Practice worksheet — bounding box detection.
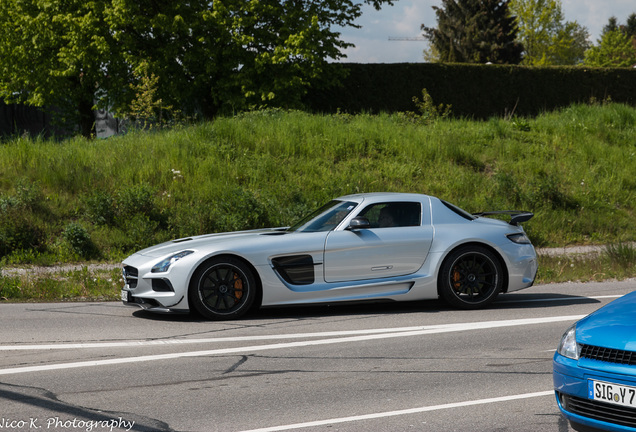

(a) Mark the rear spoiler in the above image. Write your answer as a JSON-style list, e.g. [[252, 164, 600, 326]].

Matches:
[[472, 211, 534, 226]]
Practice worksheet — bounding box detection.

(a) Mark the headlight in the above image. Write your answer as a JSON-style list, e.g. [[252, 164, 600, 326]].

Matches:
[[507, 233, 531, 244], [151, 251, 194, 273], [557, 324, 580, 360]]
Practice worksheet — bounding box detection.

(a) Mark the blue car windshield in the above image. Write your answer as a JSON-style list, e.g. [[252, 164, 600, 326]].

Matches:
[[288, 200, 358, 232]]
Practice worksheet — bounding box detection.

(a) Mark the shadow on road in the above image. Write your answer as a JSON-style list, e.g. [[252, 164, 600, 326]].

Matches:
[[494, 293, 602, 310], [128, 292, 600, 322]]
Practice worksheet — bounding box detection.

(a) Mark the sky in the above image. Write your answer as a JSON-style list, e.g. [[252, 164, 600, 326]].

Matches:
[[336, 0, 636, 63]]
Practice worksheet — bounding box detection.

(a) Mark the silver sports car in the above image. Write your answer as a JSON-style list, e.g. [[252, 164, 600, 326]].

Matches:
[[121, 193, 537, 320]]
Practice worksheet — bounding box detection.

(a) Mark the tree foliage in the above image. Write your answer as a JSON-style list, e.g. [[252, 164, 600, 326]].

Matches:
[[0, 0, 394, 137], [0, 0, 121, 136], [127, 61, 176, 130], [422, 0, 523, 64], [627, 13, 636, 38], [509, 0, 590, 65], [585, 15, 636, 67]]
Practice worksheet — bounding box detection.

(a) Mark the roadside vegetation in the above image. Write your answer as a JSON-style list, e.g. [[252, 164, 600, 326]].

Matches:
[[0, 102, 635, 301]]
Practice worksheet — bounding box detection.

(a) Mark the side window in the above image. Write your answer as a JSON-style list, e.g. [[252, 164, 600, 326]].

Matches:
[[359, 202, 421, 228]]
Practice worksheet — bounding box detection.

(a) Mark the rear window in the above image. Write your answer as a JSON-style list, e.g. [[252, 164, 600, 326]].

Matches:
[[441, 200, 475, 221]]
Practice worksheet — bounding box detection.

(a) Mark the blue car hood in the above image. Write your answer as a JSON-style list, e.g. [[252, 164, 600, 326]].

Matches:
[[577, 290, 636, 351]]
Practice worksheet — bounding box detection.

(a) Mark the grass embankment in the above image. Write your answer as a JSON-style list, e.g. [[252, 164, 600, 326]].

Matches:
[[0, 103, 635, 302]]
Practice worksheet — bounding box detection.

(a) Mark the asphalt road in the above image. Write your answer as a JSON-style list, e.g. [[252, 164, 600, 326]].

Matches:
[[1, 279, 635, 432]]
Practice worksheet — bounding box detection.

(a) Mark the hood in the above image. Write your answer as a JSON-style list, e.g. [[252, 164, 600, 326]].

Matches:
[[577, 290, 636, 351], [133, 227, 288, 258]]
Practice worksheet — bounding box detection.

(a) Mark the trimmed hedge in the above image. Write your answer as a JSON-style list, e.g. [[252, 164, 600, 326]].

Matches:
[[305, 63, 636, 118]]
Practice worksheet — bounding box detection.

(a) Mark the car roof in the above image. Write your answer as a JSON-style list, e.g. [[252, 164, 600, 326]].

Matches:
[[336, 192, 432, 203]]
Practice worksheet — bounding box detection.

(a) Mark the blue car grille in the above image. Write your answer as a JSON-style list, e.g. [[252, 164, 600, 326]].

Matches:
[[560, 393, 636, 428], [581, 344, 636, 366]]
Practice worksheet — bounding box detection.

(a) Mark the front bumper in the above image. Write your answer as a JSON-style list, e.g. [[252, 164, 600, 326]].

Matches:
[[121, 287, 188, 313], [121, 252, 192, 313], [553, 353, 636, 432]]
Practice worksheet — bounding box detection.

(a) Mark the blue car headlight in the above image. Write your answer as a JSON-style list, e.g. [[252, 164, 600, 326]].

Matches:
[[151, 251, 194, 273], [557, 324, 581, 360]]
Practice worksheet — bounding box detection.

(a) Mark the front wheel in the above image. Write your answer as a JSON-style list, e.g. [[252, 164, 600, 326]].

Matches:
[[189, 257, 256, 320], [438, 246, 504, 309]]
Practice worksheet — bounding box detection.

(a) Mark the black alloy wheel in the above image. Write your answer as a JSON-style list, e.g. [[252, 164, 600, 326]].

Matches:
[[439, 245, 503, 309], [189, 257, 256, 320]]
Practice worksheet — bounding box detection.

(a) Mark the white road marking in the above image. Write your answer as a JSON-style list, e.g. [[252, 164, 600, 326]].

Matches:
[[237, 390, 555, 432], [0, 325, 502, 351], [1, 293, 611, 352], [0, 294, 616, 352], [0, 315, 584, 376], [0, 314, 586, 351]]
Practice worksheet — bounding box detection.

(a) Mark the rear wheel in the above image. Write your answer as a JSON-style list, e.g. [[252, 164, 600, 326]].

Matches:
[[438, 245, 503, 309], [189, 257, 256, 320]]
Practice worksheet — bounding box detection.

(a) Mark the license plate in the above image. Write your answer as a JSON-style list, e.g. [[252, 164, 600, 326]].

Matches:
[[121, 289, 130, 302], [589, 379, 636, 408]]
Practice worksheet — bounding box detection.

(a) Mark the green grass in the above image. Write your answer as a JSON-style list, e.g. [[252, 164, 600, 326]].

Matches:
[[537, 243, 636, 284], [0, 266, 122, 302], [0, 103, 634, 301]]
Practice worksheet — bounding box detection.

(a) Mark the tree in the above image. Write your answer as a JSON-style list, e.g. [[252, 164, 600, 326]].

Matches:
[[0, 0, 395, 137], [584, 14, 636, 67], [626, 13, 636, 38], [0, 0, 125, 136], [550, 21, 590, 65], [509, 0, 590, 65], [603, 16, 620, 35], [584, 15, 636, 67], [584, 30, 636, 67], [422, 0, 523, 64]]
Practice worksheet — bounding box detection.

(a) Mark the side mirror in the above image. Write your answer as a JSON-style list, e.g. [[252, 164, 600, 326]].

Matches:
[[347, 217, 370, 230]]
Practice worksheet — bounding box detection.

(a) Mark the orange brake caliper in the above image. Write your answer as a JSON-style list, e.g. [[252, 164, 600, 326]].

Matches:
[[233, 273, 244, 300], [452, 267, 461, 291]]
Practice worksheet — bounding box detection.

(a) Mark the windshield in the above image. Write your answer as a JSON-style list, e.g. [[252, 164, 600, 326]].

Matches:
[[288, 200, 358, 232]]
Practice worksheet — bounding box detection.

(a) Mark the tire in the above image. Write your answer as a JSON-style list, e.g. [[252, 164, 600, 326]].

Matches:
[[189, 257, 256, 320], [438, 245, 503, 309]]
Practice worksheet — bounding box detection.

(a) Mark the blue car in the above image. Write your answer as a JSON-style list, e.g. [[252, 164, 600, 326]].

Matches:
[[553, 290, 636, 432]]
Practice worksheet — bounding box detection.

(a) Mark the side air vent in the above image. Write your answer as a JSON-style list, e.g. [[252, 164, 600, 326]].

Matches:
[[272, 255, 315, 285]]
